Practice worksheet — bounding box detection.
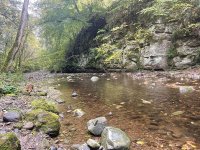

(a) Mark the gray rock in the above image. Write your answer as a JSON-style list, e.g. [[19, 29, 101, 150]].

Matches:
[[3, 111, 21, 122], [56, 99, 65, 104], [86, 139, 100, 149], [23, 122, 34, 130], [72, 91, 78, 97], [71, 143, 90, 150], [101, 127, 131, 150], [173, 56, 195, 69], [87, 117, 107, 136], [50, 146, 57, 150]]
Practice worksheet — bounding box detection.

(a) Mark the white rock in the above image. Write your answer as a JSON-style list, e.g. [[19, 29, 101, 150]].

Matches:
[[91, 76, 99, 82], [73, 109, 85, 118]]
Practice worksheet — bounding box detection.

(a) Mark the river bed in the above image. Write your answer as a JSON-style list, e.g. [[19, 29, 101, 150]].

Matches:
[[53, 73, 200, 149]]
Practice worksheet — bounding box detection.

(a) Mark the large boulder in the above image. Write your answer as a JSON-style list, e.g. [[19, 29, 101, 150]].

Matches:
[[87, 117, 107, 136], [101, 127, 131, 150], [31, 99, 58, 114], [26, 109, 60, 137], [0, 132, 21, 150], [3, 111, 22, 122]]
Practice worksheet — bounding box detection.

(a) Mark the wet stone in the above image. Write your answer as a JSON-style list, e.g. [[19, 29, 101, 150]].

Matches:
[[73, 109, 85, 118], [87, 117, 107, 136], [101, 127, 131, 150], [50, 146, 57, 150]]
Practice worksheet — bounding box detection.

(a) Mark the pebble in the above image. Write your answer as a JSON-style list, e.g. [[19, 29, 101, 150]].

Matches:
[[50, 146, 57, 150], [23, 122, 34, 130]]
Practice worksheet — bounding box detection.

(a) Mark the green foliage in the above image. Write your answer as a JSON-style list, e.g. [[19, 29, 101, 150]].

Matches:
[[0, 0, 21, 70], [0, 73, 22, 95], [0, 132, 21, 150], [140, 0, 200, 26], [134, 27, 153, 44], [167, 46, 178, 60], [88, 43, 124, 68], [2, 86, 17, 94]]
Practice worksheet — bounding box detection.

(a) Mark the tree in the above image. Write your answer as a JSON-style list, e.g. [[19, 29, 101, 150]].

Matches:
[[1, 0, 29, 71]]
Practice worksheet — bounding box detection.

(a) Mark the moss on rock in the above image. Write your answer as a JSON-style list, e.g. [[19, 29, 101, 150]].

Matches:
[[25, 109, 44, 121], [25, 109, 60, 137], [37, 111, 60, 137], [31, 99, 58, 114], [0, 132, 21, 150]]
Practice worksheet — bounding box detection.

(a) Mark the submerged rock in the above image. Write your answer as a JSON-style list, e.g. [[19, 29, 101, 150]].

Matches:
[[101, 127, 131, 150], [179, 86, 195, 94], [3, 111, 21, 122], [31, 99, 59, 114], [0, 132, 21, 150], [91, 76, 99, 82], [73, 109, 85, 118], [55, 99, 65, 104], [87, 117, 107, 136], [172, 111, 185, 116]]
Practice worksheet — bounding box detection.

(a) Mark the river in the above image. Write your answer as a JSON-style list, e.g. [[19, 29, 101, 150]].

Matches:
[[53, 73, 200, 149]]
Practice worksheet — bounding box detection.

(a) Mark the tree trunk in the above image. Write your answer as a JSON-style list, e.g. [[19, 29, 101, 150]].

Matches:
[[72, 0, 80, 14], [1, 0, 29, 72]]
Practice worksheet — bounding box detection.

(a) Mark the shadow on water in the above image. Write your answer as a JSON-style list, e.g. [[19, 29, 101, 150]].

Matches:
[[54, 73, 200, 149]]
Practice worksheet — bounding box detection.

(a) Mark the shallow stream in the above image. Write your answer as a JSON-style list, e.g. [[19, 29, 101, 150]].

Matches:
[[54, 73, 200, 149]]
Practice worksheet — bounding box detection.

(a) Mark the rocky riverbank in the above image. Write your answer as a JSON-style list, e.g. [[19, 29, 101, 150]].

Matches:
[[0, 71, 64, 150], [1, 69, 200, 150]]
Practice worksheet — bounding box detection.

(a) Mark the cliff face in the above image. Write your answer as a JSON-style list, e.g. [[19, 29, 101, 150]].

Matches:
[[64, 0, 200, 72]]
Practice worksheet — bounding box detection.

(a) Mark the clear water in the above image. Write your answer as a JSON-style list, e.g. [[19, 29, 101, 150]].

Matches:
[[55, 73, 200, 149]]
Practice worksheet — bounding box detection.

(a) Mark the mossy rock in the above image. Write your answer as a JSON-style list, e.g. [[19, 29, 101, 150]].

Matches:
[[37, 92, 47, 96], [31, 99, 58, 114], [0, 132, 21, 150], [25, 109, 60, 137], [13, 122, 23, 129], [25, 109, 44, 121]]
